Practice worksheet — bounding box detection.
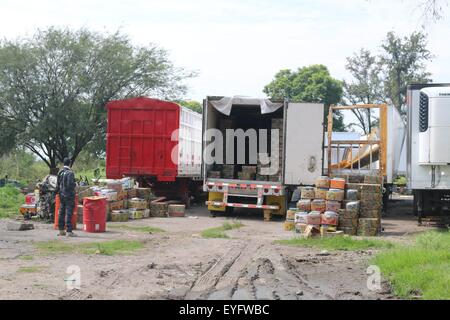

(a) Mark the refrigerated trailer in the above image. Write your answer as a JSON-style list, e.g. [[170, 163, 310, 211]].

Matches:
[[106, 97, 202, 205], [407, 83, 450, 224], [202, 96, 324, 217]]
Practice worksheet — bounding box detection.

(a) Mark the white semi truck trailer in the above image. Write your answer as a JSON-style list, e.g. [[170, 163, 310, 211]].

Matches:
[[407, 83, 450, 224], [202, 96, 324, 217]]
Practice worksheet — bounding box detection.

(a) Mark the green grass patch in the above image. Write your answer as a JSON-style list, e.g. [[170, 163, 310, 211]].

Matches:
[[201, 221, 244, 239], [276, 236, 395, 251], [17, 266, 43, 273], [108, 224, 165, 233], [0, 186, 25, 219], [19, 255, 34, 261], [35, 240, 144, 256], [373, 231, 450, 300]]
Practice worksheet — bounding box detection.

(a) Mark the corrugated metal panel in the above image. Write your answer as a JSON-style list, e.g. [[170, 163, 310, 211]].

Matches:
[[106, 97, 197, 182], [177, 106, 202, 177]]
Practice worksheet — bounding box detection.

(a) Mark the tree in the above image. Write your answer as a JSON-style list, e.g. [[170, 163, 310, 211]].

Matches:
[[381, 31, 432, 113], [420, 0, 449, 21], [0, 28, 193, 173], [343, 49, 385, 134], [178, 100, 203, 114], [263, 65, 346, 131]]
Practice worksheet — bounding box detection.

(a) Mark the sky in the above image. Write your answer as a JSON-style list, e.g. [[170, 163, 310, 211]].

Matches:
[[1, 0, 449, 101]]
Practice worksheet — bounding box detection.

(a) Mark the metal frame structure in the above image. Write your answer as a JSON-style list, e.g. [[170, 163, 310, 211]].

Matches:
[[326, 104, 388, 179]]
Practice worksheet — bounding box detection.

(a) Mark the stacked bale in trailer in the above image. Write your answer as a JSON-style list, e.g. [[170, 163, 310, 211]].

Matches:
[[268, 118, 283, 182]]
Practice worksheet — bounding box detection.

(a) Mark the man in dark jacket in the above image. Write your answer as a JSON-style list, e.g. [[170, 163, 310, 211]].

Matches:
[[56, 158, 77, 237]]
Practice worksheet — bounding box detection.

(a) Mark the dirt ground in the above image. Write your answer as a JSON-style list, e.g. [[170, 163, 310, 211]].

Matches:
[[0, 196, 433, 300]]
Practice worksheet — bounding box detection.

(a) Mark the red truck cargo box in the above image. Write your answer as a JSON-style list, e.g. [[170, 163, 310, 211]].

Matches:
[[106, 97, 180, 182]]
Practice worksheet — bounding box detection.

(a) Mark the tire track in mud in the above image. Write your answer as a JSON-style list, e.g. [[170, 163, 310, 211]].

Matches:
[[280, 254, 334, 300], [184, 242, 249, 299], [185, 240, 335, 300]]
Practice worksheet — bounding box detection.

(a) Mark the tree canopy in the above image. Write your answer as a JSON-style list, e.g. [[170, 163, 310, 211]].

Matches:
[[0, 28, 193, 171], [263, 64, 346, 131], [178, 100, 203, 114], [344, 31, 432, 133], [343, 49, 385, 134], [381, 31, 432, 113]]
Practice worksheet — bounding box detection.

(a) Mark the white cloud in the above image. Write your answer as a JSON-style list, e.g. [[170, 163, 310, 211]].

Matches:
[[1, 0, 449, 100]]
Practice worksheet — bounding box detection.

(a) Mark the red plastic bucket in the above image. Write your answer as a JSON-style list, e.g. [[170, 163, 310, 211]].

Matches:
[[54, 195, 78, 230], [25, 193, 36, 205], [83, 196, 107, 233]]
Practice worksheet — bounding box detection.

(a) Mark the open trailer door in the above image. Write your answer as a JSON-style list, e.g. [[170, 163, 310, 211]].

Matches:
[[284, 103, 324, 186]]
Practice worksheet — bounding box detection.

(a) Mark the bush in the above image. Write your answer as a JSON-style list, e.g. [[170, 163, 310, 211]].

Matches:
[[0, 186, 25, 218]]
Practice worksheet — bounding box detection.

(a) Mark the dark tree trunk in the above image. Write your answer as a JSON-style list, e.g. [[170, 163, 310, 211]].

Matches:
[[50, 167, 59, 175]]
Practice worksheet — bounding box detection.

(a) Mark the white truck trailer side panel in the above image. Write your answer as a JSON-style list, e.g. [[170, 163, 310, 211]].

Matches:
[[408, 85, 450, 189], [284, 103, 324, 185], [177, 106, 202, 177]]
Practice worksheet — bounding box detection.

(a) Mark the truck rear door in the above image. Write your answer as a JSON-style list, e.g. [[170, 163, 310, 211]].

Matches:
[[284, 103, 324, 185]]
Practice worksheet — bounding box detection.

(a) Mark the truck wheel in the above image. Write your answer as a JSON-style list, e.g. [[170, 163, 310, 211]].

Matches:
[[225, 206, 235, 216], [209, 211, 217, 218]]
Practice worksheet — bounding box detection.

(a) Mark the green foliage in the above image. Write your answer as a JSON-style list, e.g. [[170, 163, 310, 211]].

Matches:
[[0, 186, 25, 219], [19, 255, 34, 261], [344, 31, 432, 130], [35, 240, 144, 256], [0, 149, 48, 185], [201, 221, 244, 239], [380, 31, 432, 113], [71, 150, 106, 183], [17, 266, 44, 273], [344, 49, 385, 134], [394, 175, 408, 186], [263, 65, 346, 131], [277, 236, 394, 251], [373, 231, 450, 300], [108, 225, 165, 233], [0, 27, 193, 169], [178, 100, 202, 114]]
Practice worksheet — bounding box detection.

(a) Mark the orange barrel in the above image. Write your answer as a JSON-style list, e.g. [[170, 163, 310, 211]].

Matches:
[[54, 195, 78, 230], [83, 196, 107, 233]]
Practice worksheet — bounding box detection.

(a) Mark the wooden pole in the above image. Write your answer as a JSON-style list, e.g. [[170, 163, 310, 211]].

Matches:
[[327, 105, 334, 177]]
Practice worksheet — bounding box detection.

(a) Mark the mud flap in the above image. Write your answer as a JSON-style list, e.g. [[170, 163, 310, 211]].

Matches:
[[207, 192, 226, 212], [266, 195, 286, 216]]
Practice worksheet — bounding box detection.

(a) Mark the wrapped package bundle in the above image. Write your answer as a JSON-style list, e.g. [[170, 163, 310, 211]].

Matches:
[[346, 189, 359, 201], [128, 198, 148, 210], [315, 176, 330, 189], [297, 199, 312, 211], [311, 199, 326, 213], [314, 188, 328, 200], [338, 208, 359, 219], [326, 189, 345, 202], [305, 211, 322, 225], [295, 212, 309, 224], [111, 210, 129, 222], [208, 171, 221, 178], [168, 204, 186, 217], [300, 187, 315, 200], [326, 200, 341, 212], [129, 209, 144, 220], [284, 221, 295, 231], [107, 182, 123, 193], [322, 211, 338, 226], [330, 178, 346, 190], [346, 201, 360, 211], [127, 188, 137, 199], [286, 209, 297, 220], [150, 201, 169, 217]]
